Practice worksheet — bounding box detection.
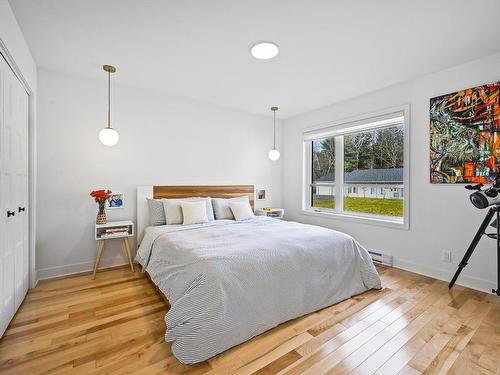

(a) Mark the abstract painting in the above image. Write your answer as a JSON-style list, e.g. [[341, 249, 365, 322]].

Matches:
[[430, 82, 500, 183]]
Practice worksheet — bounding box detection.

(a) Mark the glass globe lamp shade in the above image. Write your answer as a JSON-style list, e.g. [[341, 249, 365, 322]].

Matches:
[[268, 148, 280, 161], [99, 128, 119, 147]]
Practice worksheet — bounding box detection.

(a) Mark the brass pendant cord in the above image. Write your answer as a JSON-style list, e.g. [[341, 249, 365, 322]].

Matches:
[[273, 109, 276, 149], [107, 69, 111, 129]]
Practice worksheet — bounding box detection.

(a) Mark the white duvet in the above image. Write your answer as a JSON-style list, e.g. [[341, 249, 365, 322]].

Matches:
[[136, 216, 381, 364]]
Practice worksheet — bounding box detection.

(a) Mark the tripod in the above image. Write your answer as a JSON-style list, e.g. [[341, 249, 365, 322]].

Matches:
[[449, 205, 500, 295]]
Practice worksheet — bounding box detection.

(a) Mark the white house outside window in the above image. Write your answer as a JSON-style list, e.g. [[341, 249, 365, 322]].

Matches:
[[302, 106, 410, 228]]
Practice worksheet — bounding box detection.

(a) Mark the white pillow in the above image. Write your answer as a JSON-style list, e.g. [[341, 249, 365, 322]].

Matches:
[[163, 197, 214, 225], [181, 201, 209, 225], [229, 201, 254, 221], [212, 196, 249, 220]]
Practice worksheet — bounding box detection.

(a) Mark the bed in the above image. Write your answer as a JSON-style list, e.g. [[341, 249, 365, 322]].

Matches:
[[136, 185, 382, 364]]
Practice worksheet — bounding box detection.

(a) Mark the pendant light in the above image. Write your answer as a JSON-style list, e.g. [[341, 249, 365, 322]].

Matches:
[[98, 65, 119, 146], [268, 106, 280, 161]]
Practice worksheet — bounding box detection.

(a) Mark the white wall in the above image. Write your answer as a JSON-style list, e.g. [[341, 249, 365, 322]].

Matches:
[[282, 52, 500, 293], [36, 69, 282, 279]]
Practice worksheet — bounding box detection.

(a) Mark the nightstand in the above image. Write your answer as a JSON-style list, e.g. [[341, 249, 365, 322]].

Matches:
[[93, 220, 135, 279], [255, 208, 285, 219]]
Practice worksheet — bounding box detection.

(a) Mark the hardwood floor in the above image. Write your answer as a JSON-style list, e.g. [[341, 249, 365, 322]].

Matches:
[[0, 265, 499, 374]]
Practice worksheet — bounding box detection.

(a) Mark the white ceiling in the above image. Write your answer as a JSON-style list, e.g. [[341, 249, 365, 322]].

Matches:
[[9, 0, 500, 119]]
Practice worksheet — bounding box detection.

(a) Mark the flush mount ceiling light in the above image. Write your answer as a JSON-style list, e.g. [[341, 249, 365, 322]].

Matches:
[[98, 65, 119, 147], [268, 106, 280, 161], [251, 42, 279, 60]]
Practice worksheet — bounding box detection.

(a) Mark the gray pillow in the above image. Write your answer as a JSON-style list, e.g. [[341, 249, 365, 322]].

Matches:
[[212, 196, 249, 220], [163, 197, 215, 225], [147, 198, 166, 226]]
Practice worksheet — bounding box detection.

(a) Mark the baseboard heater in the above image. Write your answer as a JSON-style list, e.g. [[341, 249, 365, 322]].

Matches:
[[368, 250, 393, 267]]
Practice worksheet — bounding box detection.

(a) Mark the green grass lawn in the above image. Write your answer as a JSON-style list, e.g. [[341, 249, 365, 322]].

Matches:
[[313, 196, 404, 217]]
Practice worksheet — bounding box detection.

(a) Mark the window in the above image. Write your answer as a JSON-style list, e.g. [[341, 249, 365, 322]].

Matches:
[[304, 106, 409, 227], [311, 137, 335, 209]]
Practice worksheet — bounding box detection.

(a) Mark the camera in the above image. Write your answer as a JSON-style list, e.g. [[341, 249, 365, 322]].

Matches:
[[453, 173, 500, 296], [467, 174, 500, 209]]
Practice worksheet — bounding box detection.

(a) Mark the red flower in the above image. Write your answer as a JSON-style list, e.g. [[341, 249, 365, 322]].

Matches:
[[90, 189, 112, 203]]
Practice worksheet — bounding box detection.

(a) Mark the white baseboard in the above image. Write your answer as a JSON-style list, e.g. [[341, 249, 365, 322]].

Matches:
[[37, 257, 130, 281], [393, 258, 495, 294]]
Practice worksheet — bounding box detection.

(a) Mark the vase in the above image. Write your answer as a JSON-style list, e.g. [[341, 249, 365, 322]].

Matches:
[[96, 201, 107, 224]]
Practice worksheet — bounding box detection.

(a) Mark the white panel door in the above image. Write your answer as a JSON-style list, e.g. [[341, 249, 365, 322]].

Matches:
[[20, 81, 29, 305], [12, 63, 29, 311], [0, 55, 29, 336]]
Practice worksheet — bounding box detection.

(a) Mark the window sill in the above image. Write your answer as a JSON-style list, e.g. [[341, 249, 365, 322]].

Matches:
[[300, 209, 409, 230]]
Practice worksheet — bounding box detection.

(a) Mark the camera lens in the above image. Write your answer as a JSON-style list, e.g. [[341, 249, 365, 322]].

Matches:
[[470, 192, 489, 209]]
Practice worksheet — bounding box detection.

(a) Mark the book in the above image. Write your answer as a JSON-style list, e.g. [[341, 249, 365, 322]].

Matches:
[[105, 227, 128, 233], [99, 232, 129, 239]]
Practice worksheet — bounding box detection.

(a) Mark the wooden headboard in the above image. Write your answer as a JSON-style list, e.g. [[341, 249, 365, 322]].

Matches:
[[137, 185, 255, 244]]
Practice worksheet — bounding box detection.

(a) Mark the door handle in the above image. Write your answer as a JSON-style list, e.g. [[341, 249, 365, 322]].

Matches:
[[7, 210, 15, 218], [19, 207, 26, 213]]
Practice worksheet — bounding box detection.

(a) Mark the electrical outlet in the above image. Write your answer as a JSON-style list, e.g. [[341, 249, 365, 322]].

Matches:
[[442, 250, 452, 263]]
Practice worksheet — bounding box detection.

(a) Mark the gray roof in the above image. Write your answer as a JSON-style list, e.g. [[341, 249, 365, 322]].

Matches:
[[316, 168, 403, 183]]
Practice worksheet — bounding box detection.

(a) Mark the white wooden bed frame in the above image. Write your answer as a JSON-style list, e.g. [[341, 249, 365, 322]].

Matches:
[[137, 185, 154, 245]]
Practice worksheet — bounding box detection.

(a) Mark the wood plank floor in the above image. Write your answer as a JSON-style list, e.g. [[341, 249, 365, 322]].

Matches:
[[0, 265, 499, 374]]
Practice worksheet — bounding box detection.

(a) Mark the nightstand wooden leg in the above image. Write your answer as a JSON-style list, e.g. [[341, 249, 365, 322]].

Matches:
[[92, 241, 105, 280], [123, 237, 135, 273]]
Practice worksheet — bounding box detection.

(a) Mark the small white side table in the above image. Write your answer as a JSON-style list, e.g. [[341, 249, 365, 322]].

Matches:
[[93, 220, 135, 279]]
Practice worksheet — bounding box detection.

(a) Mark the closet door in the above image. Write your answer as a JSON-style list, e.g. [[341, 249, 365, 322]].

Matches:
[[13, 64, 29, 311], [0, 55, 29, 336]]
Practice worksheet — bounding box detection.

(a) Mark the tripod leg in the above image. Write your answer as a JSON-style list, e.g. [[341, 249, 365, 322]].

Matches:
[[449, 207, 496, 290]]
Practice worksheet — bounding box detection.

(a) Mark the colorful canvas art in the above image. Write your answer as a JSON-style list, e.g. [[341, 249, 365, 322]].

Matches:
[[430, 82, 500, 183]]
